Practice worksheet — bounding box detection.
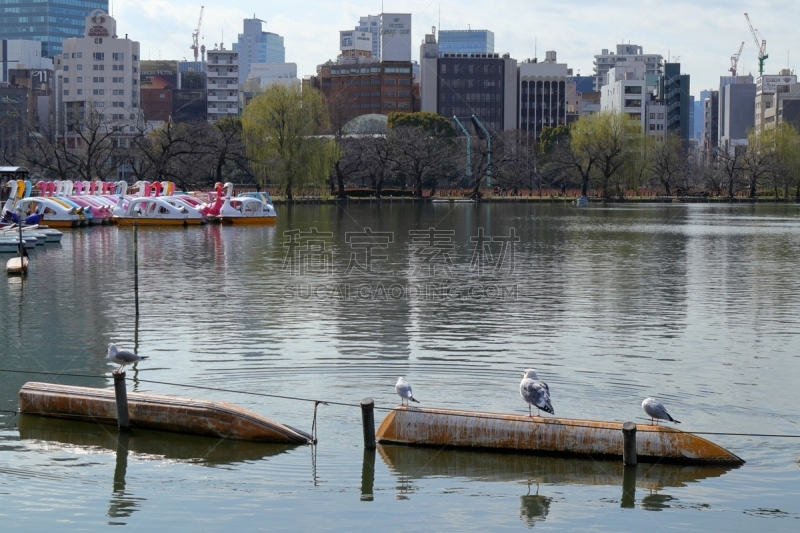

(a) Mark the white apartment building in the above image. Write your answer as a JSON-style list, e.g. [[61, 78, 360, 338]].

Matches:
[[57, 11, 141, 139], [518, 52, 570, 138], [594, 44, 662, 91], [600, 66, 647, 130], [206, 47, 239, 122]]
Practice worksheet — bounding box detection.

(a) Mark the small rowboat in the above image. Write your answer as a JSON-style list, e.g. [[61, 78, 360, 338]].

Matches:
[[376, 406, 744, 465]]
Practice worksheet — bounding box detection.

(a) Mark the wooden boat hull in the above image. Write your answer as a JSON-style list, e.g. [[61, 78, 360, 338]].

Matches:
[[219, 216, 277, 225], [376, 407, 744, 465], [18, 382, 312, 444]]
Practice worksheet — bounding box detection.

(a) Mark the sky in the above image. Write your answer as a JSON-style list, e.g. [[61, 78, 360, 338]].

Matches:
[[112, 0, 800, 94]]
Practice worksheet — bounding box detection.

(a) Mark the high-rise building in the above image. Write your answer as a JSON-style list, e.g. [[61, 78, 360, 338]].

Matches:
[[755, 71, 800, 133], [593, 44, 662, 91], [0, 2, 108, 57], [206, 47, 239, 123], [438, 29, 494, 55], [355, 15, 381, 59], [702, 91, 719, 156], [659, 63, 690, 142], [716, 76, 755, 153], [233, 17, 285, 84], [419, 31, 516, 133], [56, 12, 141, 138], [518, 52, 569, 138], [1, 39, 53, 82]]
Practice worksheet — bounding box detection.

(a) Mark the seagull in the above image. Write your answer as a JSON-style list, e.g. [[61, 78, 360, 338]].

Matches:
[[107, 343, 148, 373], [520, 369, 554, 417], [642, 398, 680, 425], [395, 377, 419, 406]]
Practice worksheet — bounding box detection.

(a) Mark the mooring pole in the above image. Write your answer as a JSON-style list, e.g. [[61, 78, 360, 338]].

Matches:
[[113, 371, 131, 432], [133, 221, 139, 317], [360, 398, 376, 449], [622, 421, 637, 466]]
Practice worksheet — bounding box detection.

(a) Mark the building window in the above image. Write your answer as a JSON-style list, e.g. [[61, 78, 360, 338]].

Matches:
[[650, 124, 655, 130], [93, 52, 104, 60], [649, 113, 655, 119], [77, 52, 82, 58], [77, 64, 82, 70], [63, 89, 69, 95], [77, 89, 82, 95], [64, 78, 69, 83], [398, 102, 411, 109], [384, 79, 396, 85], [77, 77, 82, 82], [384, 91, 396, 97], [94, 38, 103, 44], [112, 53, 124, 61], [624, 86, 642, 94], [399, 90, 410, 97], [63, 65, 69, 71], [440, 64, 446, 74], [399, 79, 410, 86], [385, 102, 396, 108], [657, 113, 664, 119]]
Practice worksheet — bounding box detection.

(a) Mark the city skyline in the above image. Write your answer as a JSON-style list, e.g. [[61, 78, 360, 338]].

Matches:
[[106, 0, 800, 95]]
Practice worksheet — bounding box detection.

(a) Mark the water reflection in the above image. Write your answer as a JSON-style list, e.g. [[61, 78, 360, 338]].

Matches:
[[378, 444, 736, 490], [108, 431, 139, 524], [18, 414, 299, 464], [519, 483, 552, 528]]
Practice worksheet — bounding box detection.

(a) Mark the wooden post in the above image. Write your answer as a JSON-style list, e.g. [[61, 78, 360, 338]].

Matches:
[[360, 398, 376, 449], [113, 371, 131, 432], [133, 221, 139, 317], [622, 421, 637, 466]]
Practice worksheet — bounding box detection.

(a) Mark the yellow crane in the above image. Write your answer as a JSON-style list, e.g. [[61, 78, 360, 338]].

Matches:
[[744, 13, 767, 76]]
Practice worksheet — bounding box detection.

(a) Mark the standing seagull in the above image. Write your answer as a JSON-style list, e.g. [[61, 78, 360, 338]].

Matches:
[[395, 377, 420, 406], [520, 369, 554, 417], [642, 397, 680, 425], [107, 343, 148, 373]]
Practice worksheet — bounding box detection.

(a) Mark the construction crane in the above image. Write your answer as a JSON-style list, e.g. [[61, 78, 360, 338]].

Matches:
[[744, 13, 768, 76], [729, 41, 745, 77], [190, 6, 205, 62]]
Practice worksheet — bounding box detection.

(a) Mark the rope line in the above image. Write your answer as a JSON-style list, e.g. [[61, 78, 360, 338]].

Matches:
[[1, 368, 800, 438]]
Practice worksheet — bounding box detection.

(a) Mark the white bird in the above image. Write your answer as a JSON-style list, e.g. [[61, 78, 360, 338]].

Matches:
[[395, 377, 419, 406], [642, 397, 680, 425], [106, 343, 148, 373], [520, 369, 554, 417]]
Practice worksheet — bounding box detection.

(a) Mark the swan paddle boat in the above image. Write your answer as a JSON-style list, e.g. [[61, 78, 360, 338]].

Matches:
[[113, 197, 203, 226], [12, 198, 85, 227], [217, 183, 277, 224]]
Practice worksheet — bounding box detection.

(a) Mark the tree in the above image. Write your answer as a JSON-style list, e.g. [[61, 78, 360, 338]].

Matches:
[[571, 111, 642, 198], [386, 112, 457, 197], [649, 133, 686, 195], [242, 84, 336, 200]]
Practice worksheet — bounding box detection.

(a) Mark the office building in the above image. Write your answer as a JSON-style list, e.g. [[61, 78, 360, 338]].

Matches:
[[658, 63, 690, 141], [57, 12, 141, 139], [206, 47, 238, 122], [438, 29, 494, 55], [419, 30, 516, 133], [754, 71, 799, 132], [593, 44, 662, 91], [309, 56, 415, 124], [1, 39, 53, 82], [716, 76, 755, 153], [518, 52, 569, 138], [0, 2, 108, 57], [233, 17, 285, 84], [355, 15, 381, 59], [702, 90, 719, 156]]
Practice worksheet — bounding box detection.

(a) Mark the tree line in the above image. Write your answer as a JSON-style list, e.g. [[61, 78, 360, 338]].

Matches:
[[4, 84, 800, 200]]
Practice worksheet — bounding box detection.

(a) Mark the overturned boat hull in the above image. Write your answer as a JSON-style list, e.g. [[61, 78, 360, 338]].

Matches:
[[18, 382, 312, 444], [376, 407, 744, 466]]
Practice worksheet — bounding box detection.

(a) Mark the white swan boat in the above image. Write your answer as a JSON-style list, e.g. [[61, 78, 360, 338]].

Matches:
[[217, 183, 277, 225], [112, 197, 203, 226]]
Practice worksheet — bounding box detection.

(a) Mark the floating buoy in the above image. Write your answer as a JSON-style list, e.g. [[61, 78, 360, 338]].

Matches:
[[376, 407, 744, 466], [18, 382, 313, 444]]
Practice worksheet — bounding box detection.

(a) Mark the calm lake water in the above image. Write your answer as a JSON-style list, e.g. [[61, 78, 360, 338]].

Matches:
[[1, 202, 799, 531]]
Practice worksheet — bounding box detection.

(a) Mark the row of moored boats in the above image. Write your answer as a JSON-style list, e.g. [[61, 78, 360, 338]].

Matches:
[[2, 180, 277, 228]]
